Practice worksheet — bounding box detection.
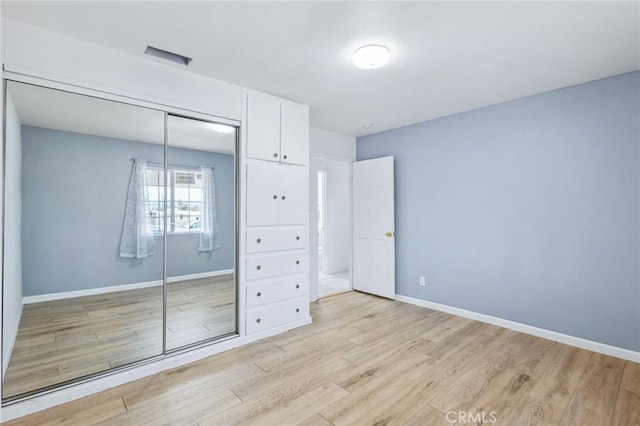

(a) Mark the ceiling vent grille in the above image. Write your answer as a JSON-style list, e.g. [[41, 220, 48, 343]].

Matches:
[[144, 46, 192, 66]]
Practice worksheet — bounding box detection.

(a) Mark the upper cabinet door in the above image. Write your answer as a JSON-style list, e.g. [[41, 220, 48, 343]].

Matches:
[[280, 102, 309, 166], [247, 91, 281, 162]]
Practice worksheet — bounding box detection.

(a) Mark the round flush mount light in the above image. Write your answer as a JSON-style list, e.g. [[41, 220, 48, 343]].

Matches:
[[209, 123, 235, 134], [352, 44, 391, 69]]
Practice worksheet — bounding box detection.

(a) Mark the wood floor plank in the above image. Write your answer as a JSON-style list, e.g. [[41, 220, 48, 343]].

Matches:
[[560, 353, 626, 426], [611, 389, 640, 426], [621, 360, 640, 396], [234, 382, 349, 426]]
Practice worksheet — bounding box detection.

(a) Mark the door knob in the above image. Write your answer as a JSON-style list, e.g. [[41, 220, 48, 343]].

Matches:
[[385, 231, 394, 237]]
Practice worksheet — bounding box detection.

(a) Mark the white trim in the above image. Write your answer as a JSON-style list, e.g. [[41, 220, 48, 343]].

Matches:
[[2, 71, 241, 128], [0, 316, 311, 422], [395, 294, 640, 363], [309, 153, 354, 303], [22, 269, 235, 304], [2, 302, 23, 380]]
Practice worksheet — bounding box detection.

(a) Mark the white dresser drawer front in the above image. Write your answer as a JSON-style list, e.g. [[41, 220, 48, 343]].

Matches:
[[246, 298, 309, 334], [246, 275, 307, 308], [246, 228, 306, 253], [246, 252, 306, 281]]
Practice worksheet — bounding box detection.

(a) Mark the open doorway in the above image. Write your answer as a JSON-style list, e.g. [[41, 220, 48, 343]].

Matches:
[[316, 160, 351, 297]]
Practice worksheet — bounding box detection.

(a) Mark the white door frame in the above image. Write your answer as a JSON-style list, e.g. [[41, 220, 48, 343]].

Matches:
[[309, 153, 353, 302], [317, 168, 328, 274]]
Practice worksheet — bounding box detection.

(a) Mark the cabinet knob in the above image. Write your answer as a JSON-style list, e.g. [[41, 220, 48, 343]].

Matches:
[[257, 292, 261, 297], [273, 153, 278, 158], [256, 318, 261, 323], [256, 265, 261, 270], [281, 195, 286, 200], [296, 236, 300, 240], [296, 308, 300, 313], [296, 284, 300, 289], [283, 154, 288, 160], [257, 238, 261, 243], [296, 260, 300, 265], [273, 195, 277, 199]]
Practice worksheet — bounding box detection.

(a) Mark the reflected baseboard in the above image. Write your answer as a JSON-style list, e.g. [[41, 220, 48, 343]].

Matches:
[[22, 269, 235, 304]]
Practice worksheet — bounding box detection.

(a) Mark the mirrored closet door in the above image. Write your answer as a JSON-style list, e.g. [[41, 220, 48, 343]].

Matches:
[[1, 81, 238, 400], [165, 115, 237, 350]]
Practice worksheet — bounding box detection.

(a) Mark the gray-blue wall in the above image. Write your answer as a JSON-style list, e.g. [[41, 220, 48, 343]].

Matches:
[[357, 71, 640, 351], [22, 126, 235, 297]]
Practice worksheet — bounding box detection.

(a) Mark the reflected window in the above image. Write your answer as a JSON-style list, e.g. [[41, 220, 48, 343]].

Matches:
[[145, 167, 207, 234]]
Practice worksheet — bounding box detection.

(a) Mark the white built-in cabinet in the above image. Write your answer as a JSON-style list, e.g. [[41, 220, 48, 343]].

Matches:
[[244, 90, 310, 335]]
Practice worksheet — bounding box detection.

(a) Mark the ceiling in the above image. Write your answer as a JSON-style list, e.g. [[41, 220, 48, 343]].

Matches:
[[8, 81, 236, 154], [3, 1, 638, 137]]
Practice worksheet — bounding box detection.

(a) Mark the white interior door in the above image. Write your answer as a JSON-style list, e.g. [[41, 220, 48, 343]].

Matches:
[[353, 156, 395, 299]]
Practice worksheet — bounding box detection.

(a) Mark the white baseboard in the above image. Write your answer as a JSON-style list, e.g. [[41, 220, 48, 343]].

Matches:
[[0, 315, 311, 422], [2, 302, 23, 380], [22, 269, 235, 304], [395, 294, 640, 363]]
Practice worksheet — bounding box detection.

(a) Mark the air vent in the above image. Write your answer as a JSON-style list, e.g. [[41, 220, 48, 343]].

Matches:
[[144, 46, 192, 66]]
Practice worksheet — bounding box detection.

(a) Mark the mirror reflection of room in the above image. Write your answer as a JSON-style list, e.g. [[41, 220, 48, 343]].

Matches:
[[1, 82, 237, 399], [165, 115, 236, 350]]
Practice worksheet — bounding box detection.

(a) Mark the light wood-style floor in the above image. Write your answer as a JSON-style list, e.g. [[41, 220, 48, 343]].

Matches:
[[3, 275, 235, 398], [4, 291, 639, 425]]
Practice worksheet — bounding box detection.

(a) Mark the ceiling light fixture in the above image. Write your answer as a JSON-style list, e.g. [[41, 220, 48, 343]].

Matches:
[[352, 45, 391, 69], [209, 123, 235, 134]]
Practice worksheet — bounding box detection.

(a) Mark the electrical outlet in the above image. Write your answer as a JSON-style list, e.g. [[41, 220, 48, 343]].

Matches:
[[419, 276, 426, 287]]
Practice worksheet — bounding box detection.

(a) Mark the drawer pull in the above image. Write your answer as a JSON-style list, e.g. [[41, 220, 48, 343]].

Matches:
[[273, 194, 277, 199], [296, 260, 300, 265], [281, 195, 286, 200], [257, 292, 261, 297], [296, 284, 300, 289], [296, 236, 300, 240], [257, 238, 261, 243], [256, 318, 261, 323], [256, 265, 262, 270], [296, 308, 300, 313], [273, 152, 278, 158], [283, 154, 288, 160]]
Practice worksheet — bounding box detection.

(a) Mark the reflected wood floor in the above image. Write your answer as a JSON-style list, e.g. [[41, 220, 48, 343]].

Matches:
[[3, 275, 235, 398], [4, 291, 639, 425]]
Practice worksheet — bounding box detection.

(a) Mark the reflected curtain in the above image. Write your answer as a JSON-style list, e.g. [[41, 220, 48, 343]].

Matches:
[[198, 166, 221, 252], [120, 158, 156, 258]]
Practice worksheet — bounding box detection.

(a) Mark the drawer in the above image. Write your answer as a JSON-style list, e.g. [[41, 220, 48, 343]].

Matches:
[[246, 252, 306, 281], [246, 298, 309, 334], [246, 228, 306, 253], [246, 275, 307, 308]]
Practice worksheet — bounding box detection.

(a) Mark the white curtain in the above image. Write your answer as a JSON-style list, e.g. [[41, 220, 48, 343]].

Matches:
[[119, 158, 156, 258], [198, 166, 221, 252]]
